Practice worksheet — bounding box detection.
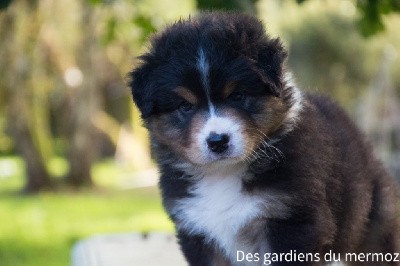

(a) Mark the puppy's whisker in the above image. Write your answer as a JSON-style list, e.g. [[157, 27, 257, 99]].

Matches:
[[261, 140, 281, 162], [257, 132, 285, 159], [252, 133, 282, 161], [254, 129, 285, 160]]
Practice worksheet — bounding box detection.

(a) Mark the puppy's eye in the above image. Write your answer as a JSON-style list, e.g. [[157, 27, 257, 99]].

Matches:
[[178, 101, 194, 113], [229, 91, 246, 102]]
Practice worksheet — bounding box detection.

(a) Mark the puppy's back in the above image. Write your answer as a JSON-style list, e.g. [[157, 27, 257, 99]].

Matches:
[[307, 93, 399, 253]]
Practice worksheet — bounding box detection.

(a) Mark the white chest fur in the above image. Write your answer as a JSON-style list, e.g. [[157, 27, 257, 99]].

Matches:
[[171, 165, 266, 261]]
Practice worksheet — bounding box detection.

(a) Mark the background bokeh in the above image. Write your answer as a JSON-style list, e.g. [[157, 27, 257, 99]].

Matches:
[[0, 0, 399, 265]]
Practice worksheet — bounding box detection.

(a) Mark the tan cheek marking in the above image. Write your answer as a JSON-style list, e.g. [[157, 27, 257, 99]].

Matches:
[[150, 113, 206, 164], [185, 112, 207, 163], [149, 117, 176, 143], [174, 86, 198, 105], [222, 81, 236, 99], [149, 116, 185, 154], [253, 96, 289, 136]]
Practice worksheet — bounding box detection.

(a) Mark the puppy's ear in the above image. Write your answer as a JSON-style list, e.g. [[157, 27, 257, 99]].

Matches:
[[256, 38, 287, 97], [129, 62, 154, 119]]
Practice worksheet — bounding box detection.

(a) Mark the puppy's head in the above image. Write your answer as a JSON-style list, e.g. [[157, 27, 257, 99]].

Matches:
[[130, 12, 297, 166]]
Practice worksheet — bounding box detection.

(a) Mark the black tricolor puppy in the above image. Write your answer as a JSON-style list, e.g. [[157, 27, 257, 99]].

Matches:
[[129, 12, 399, 265]]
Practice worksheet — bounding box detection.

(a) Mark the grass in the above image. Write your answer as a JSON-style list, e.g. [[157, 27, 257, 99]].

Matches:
[[0, 156, 173, 266]]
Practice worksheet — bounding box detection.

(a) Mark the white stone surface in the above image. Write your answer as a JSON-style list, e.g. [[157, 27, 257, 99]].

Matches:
[[71, 233, 186, 266]]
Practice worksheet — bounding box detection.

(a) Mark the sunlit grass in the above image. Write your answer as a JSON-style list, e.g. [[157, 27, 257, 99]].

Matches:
[[0, 156, 173, 266]]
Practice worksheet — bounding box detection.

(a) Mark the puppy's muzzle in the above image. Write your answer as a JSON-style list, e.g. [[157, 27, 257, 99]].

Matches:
[[206, 132, 230, 153]]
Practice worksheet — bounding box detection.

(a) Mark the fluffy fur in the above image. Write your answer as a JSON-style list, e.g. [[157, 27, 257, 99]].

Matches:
[[129, 12, 399, 265]]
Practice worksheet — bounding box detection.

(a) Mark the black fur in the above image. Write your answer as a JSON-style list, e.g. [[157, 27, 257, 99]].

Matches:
[[130, 12, 286, 118], [129, 12, 399, 265]]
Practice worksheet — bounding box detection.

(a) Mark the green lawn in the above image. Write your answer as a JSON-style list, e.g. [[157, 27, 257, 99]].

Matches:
[[0, 157, 173, 266]]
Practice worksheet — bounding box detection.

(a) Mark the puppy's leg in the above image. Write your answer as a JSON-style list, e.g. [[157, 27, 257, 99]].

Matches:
[[357, 179, 400, 265], [267, 219, 332, 266], [177, 230, 230, 266]]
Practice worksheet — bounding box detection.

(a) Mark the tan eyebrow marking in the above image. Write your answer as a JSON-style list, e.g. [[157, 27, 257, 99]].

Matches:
[[174, 87, 198, 105], [223, 81, 237, 99]]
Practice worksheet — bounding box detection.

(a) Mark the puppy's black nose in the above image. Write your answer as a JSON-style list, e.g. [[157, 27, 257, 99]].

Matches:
[[206, 132, 230, 153]]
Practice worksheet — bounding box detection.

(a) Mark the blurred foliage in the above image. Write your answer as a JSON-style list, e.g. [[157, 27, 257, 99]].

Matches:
[[258, 0, 400, 107], [196, 0, 257, 13], [133, 15, 157, 44], [357, 0, 400, 36], [282, 3, 377, 106], [89, 0, 114, 5], [0, 0, 12, 9], [297, 0, 400, 36]]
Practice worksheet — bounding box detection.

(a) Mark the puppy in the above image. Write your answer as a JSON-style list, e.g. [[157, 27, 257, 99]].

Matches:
[[129, 12, 399, 265]]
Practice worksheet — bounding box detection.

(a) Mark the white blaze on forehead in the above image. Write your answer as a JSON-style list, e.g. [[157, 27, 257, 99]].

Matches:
[[197, 48, 216, 115], [197, 48, 209, 89], [195, 48, 243, 160]]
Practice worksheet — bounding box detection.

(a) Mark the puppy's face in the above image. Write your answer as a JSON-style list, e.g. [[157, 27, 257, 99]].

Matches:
[[130, 13, 290, 166]]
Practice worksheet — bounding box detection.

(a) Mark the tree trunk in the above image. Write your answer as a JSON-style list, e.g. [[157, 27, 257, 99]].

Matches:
[[2, 0, 53, 193], [65, 0, 100, 187], [10, 117, 52, 193]]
